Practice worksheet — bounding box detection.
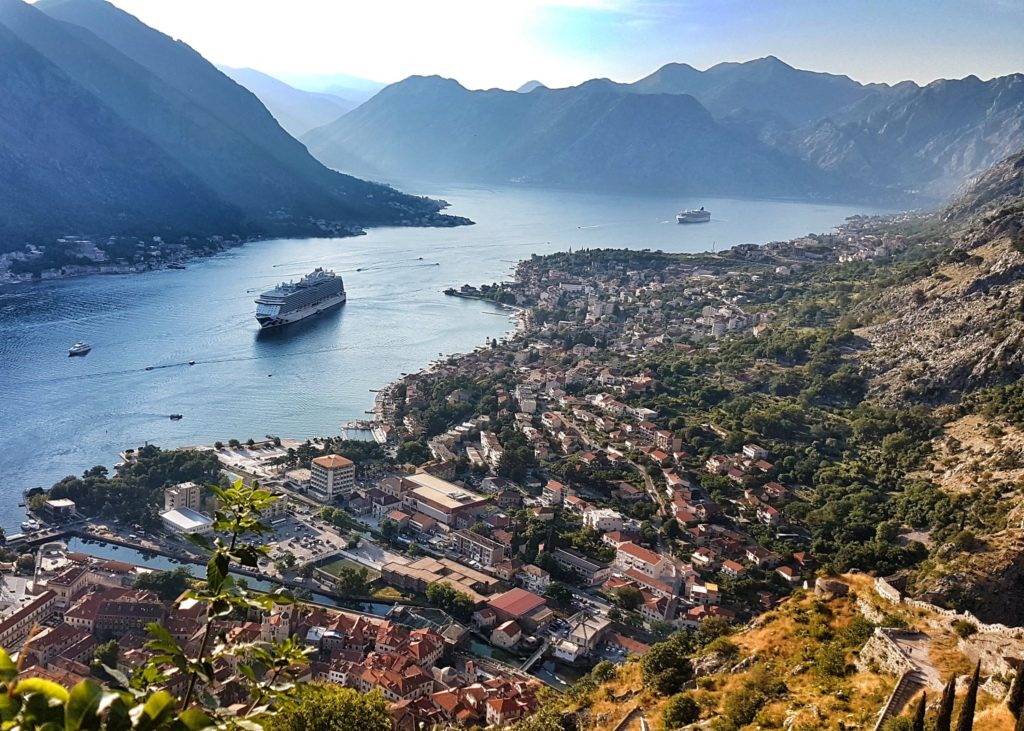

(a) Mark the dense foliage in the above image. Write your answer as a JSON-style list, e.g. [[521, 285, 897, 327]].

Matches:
[[47, 447, 221, 527]]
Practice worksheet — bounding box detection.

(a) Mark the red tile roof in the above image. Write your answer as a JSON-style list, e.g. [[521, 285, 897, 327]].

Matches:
[[487, 588, 546, 618], [313, 454, 353, 469]]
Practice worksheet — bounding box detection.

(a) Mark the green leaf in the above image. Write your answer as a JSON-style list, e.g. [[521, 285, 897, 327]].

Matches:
[[14, 677, 70, 703], [134, 691, 175, 731], [0, 692, 23, 720], [65, 679, 102, 731], [0, 649, 17, 682], [207, 552, 229, 593], [174, 708, 215, 730]]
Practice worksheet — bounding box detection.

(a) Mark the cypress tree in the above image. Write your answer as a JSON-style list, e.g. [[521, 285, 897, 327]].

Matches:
[[1010, 667, 1024, 720], [935, 674, 957, 731], [911, 691, 926, 731], [954, 662, 981, 731]]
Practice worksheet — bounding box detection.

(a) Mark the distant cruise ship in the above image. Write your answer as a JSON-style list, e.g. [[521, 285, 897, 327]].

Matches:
[[254, 267, 346, 329], [677, 206, 711, 224]]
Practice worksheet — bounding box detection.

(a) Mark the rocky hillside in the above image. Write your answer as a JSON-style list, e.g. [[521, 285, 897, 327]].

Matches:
[[784, 75, 1024, 199], [843, 150, 1024, 623], [547, 575, 1018, 731], [857, 148, 1024, 402]]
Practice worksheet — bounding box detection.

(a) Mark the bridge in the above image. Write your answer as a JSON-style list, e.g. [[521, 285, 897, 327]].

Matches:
[[520, 637, 550, 671]]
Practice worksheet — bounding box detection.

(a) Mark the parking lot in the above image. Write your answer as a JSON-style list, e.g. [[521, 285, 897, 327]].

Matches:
[[262, 512, 350, 572]]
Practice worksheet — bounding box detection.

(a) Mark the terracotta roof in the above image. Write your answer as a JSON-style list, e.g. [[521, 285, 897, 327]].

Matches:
[[617, 541, 664, 566], [488, 588, 546, 618], [312, 454, 353, 469]]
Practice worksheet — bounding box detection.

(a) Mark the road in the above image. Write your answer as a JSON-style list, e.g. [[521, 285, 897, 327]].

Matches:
[[560, 414, 670, 520]]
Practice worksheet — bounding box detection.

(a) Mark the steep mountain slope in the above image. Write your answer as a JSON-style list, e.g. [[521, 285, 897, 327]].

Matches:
[[857, 148, 1024, 402], [0, 0, 455, 251], [0, 21, 239, 243], [303, 75, 840, 198], [786, 74, 1024, 198], [218, 66, 355, 137]]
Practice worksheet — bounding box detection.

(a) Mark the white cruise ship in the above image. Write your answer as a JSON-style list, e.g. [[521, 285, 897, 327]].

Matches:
[[254, 268, 346, 329], [677, 206, 711, 224]]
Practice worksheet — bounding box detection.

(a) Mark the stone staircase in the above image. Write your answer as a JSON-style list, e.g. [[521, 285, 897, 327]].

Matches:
[[874, 669, 926, 731]]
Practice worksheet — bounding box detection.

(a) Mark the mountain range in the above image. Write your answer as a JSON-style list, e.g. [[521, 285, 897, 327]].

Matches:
[[303, 57, 1024, 203], [0, 0, 458, 253], [217, 66, 357, 138]]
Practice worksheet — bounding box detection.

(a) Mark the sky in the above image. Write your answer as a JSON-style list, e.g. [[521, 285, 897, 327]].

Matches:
[[101, 0, 1024, 91]]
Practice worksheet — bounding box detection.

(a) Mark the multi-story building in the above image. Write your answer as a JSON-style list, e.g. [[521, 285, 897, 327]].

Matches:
[[399, 472, 488, 526], [310, 455, 356, 502], [0, 591, 56, 652], [551, 548, 610, 586], [451, 530, 506, 567], [614, 542, 681, 591], [164, 482, 201, 512]]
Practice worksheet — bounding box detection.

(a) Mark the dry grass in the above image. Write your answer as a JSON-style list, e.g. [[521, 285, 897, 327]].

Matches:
[[583, 576, 1012, 731]]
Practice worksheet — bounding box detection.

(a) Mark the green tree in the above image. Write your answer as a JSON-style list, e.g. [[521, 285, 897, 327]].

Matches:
[[661, 692, 699, 729], [955, 662, 980, 731], [425, 581, 473, 620], [333, 566, 370, 597], [640, 632, 694, 696], [266, 683, 391, 731], [912, 691, 926, 731], [544, 582, 574, 609], [1009, 668, 1024, 720], [814, 641, 847, 678], [133, 567, 192, 600], [0, 478, 308, 730], [615, 586, 643, 611], [936, 674, 957, 731], [91, 639, 120, 682]]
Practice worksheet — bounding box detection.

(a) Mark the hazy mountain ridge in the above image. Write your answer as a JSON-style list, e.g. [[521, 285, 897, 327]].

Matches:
[[305, 58, 1023, 203], [0, 0, 459, 252], [217, 65, 355, 137], [784, 74, 1024, 198], [303, 75, 842, 198]]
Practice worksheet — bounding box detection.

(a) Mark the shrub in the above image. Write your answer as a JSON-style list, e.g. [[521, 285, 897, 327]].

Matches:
[[952, 619, 978, 638], [661, 692, 700, 730]]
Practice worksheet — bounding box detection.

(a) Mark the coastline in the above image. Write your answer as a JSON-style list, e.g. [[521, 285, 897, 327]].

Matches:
[[0, 212, 473, 286]]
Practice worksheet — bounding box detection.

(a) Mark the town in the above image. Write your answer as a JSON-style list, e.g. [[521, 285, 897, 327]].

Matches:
[[0, 211, 1000, 729]]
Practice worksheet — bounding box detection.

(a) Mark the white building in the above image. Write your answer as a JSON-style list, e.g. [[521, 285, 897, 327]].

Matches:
[[582, 507, 624, 532], [160, 507, 214, 535], [164, 482, 201, 512], [310, 455, 355, 502]]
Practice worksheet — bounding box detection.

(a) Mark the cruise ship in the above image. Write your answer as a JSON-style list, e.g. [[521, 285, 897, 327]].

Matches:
[[254, 267, 346, 329], [677, 206, 711, 224]]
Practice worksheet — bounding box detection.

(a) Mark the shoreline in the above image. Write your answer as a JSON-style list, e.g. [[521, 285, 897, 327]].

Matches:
[[0, 212, 473, 287]]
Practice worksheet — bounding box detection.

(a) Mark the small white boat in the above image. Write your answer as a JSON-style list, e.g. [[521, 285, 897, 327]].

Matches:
[[68, 342, 92, 356]]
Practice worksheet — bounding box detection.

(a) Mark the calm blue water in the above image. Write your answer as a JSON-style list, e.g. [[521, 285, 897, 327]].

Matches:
[[0, 185, 883, 529]]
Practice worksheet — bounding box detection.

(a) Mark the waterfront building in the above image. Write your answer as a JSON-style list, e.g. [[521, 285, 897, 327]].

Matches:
[[160, 507, 214, 535], [164, 482, 201, 512], [310, 454, 356, 502]]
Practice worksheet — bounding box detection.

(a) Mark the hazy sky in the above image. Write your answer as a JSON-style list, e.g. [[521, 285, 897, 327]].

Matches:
[[103, 0, 1024, 90]]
